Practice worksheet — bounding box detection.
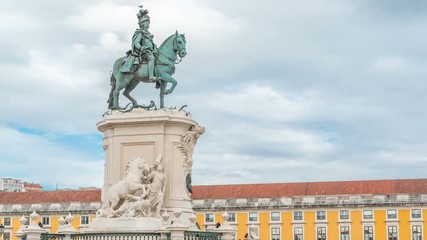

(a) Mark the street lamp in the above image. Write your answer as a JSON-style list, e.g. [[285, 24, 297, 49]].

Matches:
[[0, 224, 4, 238]]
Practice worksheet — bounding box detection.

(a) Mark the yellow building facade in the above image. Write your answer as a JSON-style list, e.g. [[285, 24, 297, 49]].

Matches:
[[192, 179, 427, 240], [194, 208, 425, 240], [1, 179, 427, 240]]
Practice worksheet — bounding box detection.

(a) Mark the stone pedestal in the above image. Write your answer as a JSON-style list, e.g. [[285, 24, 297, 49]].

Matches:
[[96, 109, 203, 228], [88, 217, 162, 232]]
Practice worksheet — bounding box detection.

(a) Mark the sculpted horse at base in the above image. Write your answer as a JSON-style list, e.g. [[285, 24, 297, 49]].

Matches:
[[108, 31, 187, 110], [98, 156, 150, 217]]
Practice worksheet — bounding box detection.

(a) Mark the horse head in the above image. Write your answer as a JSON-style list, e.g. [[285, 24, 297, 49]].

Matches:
[[174, 30, 187, 58], [125, 156, 150, 177]]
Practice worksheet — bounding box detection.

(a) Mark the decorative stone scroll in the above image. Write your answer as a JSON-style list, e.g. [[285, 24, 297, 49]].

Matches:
[[177, 124, 205, 195], [177, 124, 205, 173]]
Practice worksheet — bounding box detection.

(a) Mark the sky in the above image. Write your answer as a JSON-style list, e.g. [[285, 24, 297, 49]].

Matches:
[[0, 0, 426, 190]]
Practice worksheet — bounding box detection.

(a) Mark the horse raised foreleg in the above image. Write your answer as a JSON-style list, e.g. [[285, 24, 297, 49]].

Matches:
[[158, 74, 177, 95]]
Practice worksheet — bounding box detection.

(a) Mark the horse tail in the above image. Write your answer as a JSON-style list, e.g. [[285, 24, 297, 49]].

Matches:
[[107, 73, 116, 109]]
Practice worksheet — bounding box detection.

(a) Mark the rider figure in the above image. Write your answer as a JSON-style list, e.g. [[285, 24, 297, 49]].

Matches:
[[120, 6, 158, 81]]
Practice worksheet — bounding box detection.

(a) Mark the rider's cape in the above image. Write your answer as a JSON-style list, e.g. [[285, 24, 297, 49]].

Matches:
[[120, 29, 155, 73]]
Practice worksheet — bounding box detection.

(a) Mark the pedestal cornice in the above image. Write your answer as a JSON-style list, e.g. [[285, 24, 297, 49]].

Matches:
[[97, 109, 197, 132]]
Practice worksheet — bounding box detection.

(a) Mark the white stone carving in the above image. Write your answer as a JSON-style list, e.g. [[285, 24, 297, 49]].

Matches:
[[57, 214, 77, 234], [29, 210, 39, 224], [144, 154, 167, 218], [187, 212, 199, 231], [161, 210, 171, 229], [98, 155, 167, 219], [98, 156, 151, 218], [110, 195, 151, 218], [177, 125, 205, 173]]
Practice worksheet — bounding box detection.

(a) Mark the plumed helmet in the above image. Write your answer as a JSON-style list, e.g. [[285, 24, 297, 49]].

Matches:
[[137, 5, 150, 23]]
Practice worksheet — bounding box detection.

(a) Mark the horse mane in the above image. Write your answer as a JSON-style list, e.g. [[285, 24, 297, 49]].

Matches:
[[124, 157, 133, 175], [159, 34, 175, 50], [124, 156, 141, 175]]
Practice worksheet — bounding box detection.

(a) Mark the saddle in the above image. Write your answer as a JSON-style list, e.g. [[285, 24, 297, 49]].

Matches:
[[119, 51, 156, 74], [119, 52, 161, 89]]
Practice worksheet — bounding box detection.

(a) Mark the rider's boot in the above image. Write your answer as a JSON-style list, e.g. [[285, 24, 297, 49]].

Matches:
[[147, 54, 156, 81]]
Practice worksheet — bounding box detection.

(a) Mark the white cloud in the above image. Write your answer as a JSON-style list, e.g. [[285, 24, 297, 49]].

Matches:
[[66, 0, 241, 52], [371, 57, 407, 72], [1, 0, 427, 187], [66, 2, 136, 34], [0, 126, 103, 189], [207, 85, 317, 122]]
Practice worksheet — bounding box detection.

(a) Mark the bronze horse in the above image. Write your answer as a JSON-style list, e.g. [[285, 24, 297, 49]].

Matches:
[[108, 31, 187, 109]]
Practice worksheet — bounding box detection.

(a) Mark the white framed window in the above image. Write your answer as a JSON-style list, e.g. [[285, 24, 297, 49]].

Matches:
[[340, 210, 350, 220], [387, 209, 397, 219], [80, 216, 89, 225], [271, 212, 280, 221], [205, 213, 214, 223], [3, 232, 11, 240], [42, 216, 50, 226], [3, 217, 11, 226], [364, 226, 374, 240], [340, 226, 350, 240], [228, 212, 236, 222], [294, 211, 303, 221], [411, 209, 422, 219], [412, 225, 422, 240], [317, 226, 327, 240], [248, 212, 258, 222], [294, 227, 304, 240], [388, 225, 398, 240], [317, 211, 326, 221], [363, 210, 373, 220], [271, 227, 280, 240]]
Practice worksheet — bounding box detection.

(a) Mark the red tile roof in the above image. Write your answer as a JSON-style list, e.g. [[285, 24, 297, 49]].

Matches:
[[0, 189, 101, 204], [24, 183, 43, 189], [192, 179, 427, 199], [0, 179, 426, 204]]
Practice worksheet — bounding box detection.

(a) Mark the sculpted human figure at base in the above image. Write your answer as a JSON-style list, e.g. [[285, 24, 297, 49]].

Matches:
[[144, 155, 167, 218]]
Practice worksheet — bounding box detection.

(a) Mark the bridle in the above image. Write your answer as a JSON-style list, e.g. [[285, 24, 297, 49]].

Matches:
[[157, 35, 186, 64], [172, 36, 186, 64]]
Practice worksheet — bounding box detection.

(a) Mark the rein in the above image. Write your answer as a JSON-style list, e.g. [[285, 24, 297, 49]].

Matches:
[[158, 51, 181, 64], [158, 37, 184, 64]]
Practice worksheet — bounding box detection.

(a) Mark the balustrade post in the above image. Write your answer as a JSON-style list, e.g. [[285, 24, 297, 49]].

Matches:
[[57, 214, 78, 235], [216, 212, 236, 240], [14, 216, 28, 240], [22, 211, 46, 240], [167, 210, 186, 240]]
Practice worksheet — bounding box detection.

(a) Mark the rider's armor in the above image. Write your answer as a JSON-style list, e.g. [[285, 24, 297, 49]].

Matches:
[[120, 6, 157, 81]]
